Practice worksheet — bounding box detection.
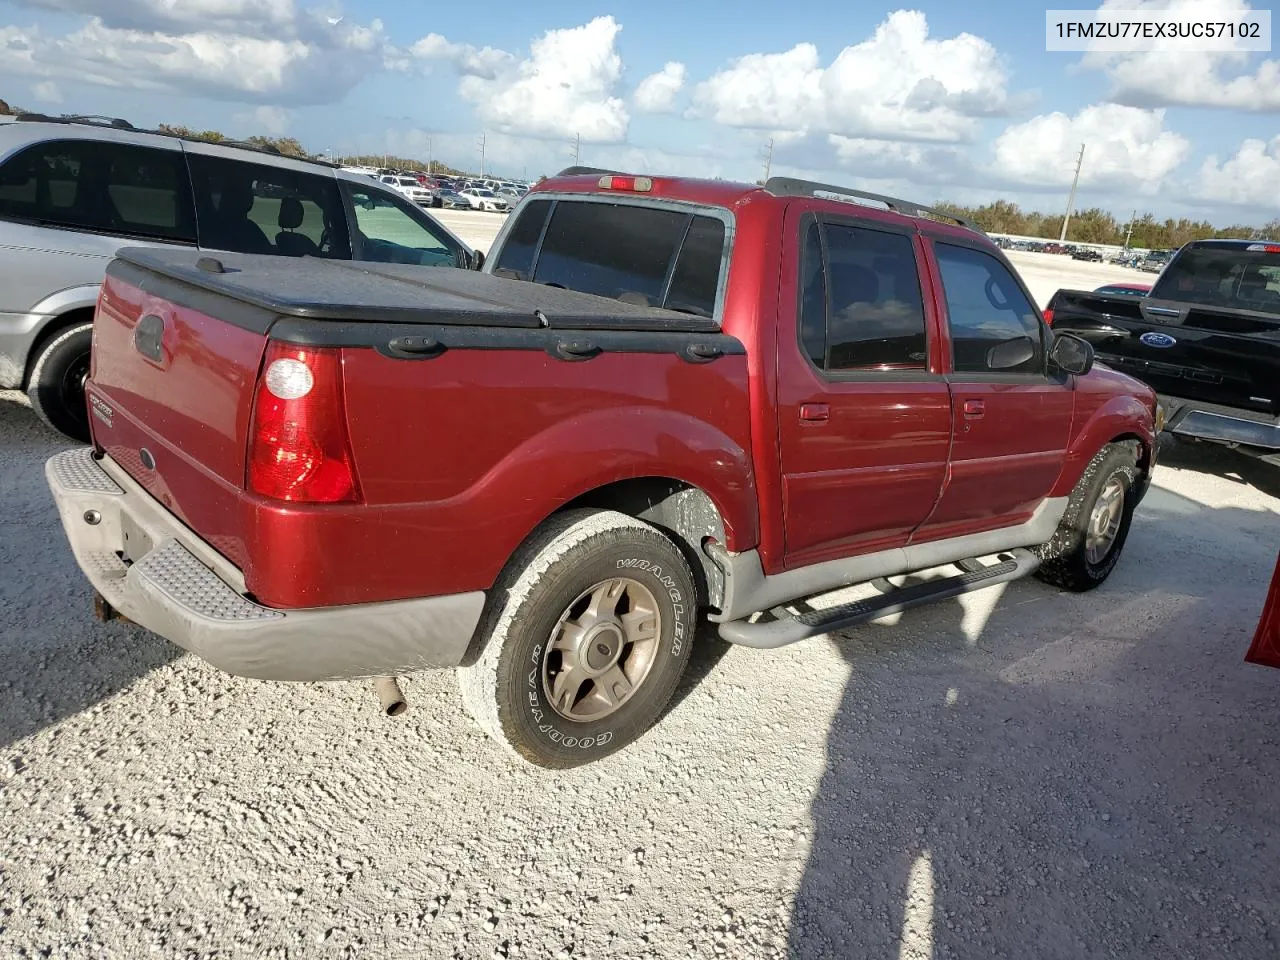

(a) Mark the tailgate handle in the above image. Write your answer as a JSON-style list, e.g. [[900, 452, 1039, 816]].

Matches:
[[963, 399, 986, 418]]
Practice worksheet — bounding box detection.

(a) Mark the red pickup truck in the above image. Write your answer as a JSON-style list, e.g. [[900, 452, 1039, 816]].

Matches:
[[45, 170, 1159, 768]]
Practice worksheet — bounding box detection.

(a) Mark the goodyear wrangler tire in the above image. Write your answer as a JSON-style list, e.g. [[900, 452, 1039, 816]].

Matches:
[[457, 509, 697, 769], [27, 321, 93, 443], [1035, 442, 1140, 593]]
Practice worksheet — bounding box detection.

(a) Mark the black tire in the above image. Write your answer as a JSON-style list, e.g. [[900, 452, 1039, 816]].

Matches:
[[26, 321, 93, 443], [1035, 442, 1140, 592], [457, 509, 697, 769]]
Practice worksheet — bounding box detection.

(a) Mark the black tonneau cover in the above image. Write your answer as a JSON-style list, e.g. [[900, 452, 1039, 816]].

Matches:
[[111, 247, 719, 333]]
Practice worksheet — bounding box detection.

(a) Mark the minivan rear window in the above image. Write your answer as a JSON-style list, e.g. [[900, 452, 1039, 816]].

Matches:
[[0, 139, 196, 243], [494, 199, 728, 319], [1151, 245, 1280, 315]]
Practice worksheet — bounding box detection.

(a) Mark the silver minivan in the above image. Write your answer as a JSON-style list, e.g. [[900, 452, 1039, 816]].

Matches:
[[0, 115, 480, 440]]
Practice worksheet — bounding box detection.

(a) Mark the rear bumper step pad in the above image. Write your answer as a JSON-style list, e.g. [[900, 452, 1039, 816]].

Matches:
[[718, 548, 1040, 649]]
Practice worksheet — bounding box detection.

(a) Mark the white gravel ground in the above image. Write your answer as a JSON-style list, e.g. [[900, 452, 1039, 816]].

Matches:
[[2, 239, 1278, 959]]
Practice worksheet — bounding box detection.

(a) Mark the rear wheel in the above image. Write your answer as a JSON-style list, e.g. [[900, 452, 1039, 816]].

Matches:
[[1035, 442, 1140, 592], [457, 509, 696, 769], [26, 321, 93, 443]]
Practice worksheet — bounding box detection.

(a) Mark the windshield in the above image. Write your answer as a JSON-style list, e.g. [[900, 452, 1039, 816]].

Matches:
[[475, 190, 496, 197], [1151, 245, 1280, 314], [397, 178, 419, 187]]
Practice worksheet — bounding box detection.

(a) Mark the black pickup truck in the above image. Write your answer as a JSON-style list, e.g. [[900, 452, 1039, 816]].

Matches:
[[1047, 239, 1280, 462]]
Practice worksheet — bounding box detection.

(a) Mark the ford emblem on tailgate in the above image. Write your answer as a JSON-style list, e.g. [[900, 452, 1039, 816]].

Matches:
[[1139, 332, 1177, 349]]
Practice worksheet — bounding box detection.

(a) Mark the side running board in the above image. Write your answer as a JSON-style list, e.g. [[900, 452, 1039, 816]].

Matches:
[[717, 548, 1041, 650]]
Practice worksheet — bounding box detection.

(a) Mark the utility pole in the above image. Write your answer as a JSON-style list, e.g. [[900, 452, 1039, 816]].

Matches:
[[426, 136, 433, 176], [1059, 142, 1086, 242], [570, 132, 581, 166], [478, 132, 486, 177], [1123, 209, 1137, 250], [762, 137, 774, 183]]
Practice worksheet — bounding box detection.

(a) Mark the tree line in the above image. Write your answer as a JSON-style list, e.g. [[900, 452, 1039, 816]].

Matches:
[[930, 199, 1280, 249]]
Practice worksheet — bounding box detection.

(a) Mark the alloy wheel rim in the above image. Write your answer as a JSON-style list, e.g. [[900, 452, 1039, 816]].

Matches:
[[541, 577, 662, 722], [1085, 476, 1126, 565]]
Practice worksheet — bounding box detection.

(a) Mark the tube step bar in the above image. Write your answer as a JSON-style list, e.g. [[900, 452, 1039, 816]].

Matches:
[[717, 548, 1041, 649]]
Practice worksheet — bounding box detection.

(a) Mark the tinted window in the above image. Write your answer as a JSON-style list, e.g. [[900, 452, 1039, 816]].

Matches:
[[493, 199, 551, 280], [799, 220, 827, 367], [935, 243, 1042, 374], [343, 184, 461, 267], [187, 154, 350, 259], [664, 215, 726, 317], [824, 224, 926, 370], [0, 139, 195, 242], [504, 201, 726, 315], [796, 219, 927, 372], [1150, 245, 1280, 315]]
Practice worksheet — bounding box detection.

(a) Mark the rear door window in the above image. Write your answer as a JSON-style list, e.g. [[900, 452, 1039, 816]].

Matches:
[[0, 139, 195, 242], [493, 199, 728, 319], [186, 153, 350, 259]]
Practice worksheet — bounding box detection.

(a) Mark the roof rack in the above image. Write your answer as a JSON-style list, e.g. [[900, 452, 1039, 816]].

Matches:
[[13, 112, 339, 168], [17, 112, 135, 130], [764, 177, 978, 231]]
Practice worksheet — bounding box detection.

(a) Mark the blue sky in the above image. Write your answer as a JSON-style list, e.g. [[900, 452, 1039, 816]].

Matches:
[[1, 0, 1278, 224]]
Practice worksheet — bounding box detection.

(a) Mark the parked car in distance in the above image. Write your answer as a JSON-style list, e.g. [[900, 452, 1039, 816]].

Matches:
[[1048, 239, 1279, 462], [1072, 248, 1104, 262], [45, 168, 1158, 769], [0, 115, 476, 441], [437, 188, 472, 210], [459, 188, 510, 212], [380, 175, 435, 207]]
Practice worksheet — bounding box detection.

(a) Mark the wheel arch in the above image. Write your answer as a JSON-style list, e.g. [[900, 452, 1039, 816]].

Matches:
[[23, 305, 96, 389]]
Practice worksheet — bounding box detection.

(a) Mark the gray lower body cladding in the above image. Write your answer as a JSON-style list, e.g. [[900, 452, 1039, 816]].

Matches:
[[45, 448, 486, 681]]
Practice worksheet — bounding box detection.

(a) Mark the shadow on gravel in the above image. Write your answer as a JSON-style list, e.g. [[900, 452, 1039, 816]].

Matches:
[[0, 396, 181, 753], [664, 620, 733, 718], [1157, 434, 1280, 500], [788, 496, 1280, 960]]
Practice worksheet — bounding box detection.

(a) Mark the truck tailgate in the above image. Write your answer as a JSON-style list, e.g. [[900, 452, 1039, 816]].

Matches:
[[90, 258, 269, 569], [1051, 290, 1280, 416]]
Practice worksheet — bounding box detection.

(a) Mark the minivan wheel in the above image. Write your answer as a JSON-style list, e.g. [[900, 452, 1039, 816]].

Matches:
[[27, 321, 94, 443], [457, 509, 696, 769]]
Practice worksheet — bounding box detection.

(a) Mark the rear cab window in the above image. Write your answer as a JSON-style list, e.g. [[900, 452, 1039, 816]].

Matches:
[[1151, 243, 1280, 314], [491, 197, 729, 320], [0, 138, 196, 243]]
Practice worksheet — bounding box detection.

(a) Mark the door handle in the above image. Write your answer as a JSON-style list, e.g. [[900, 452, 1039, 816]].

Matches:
[[799, 403, 830, 422], [963, 399, 985, 418]]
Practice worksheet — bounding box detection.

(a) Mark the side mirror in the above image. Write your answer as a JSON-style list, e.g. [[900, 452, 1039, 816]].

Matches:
[[986, 336, 1036, 370], [1050, 332, 1094, 376], [470, 249, 486, 271]]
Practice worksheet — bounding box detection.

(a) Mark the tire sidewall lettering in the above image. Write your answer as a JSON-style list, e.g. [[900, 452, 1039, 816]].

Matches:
[[616, 557, 688, 656]]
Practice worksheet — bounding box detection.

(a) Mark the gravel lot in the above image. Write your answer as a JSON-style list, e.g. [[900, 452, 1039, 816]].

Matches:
[[2, 237, 1278, 959]]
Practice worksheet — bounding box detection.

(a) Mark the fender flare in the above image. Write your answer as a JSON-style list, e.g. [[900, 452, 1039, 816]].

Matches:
[[1050, 393, 1156, 498]]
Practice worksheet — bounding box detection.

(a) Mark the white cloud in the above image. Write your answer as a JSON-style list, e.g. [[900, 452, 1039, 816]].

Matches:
[[31, 79, 61, 103], [991, 103, 1190, 192], [411, 16, 629, 143], [1194, 136, 1280, 210], [236, 104, 291, 135], [692, 10, 1010, 143], [0, 9, 391, 105], [1081, 0, 1280, 110], [633, 62, 686, 113], [13, 0, 298, 33]]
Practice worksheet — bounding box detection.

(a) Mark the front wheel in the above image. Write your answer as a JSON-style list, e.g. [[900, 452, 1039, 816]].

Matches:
[[26, 321, 93, 443], [1035, 442, 1140, 592], [457, 509, 697, 769]]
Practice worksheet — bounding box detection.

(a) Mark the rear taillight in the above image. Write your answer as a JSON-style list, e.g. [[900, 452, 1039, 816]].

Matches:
[[1043, 307, 1054, 326], [247, 343, 360, 504]]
